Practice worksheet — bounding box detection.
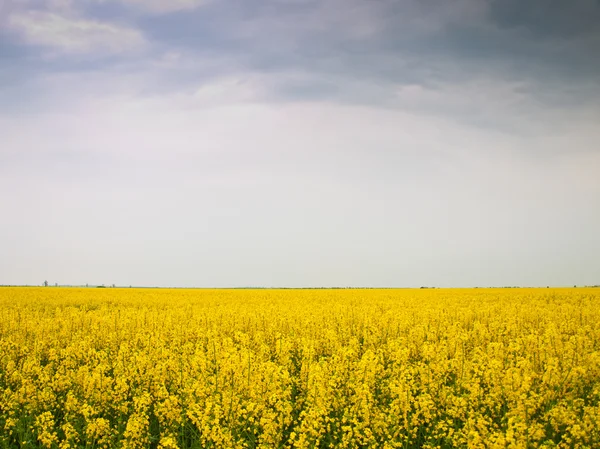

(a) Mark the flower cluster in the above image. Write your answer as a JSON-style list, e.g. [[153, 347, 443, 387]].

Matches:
[[0, 287, 599, 448]]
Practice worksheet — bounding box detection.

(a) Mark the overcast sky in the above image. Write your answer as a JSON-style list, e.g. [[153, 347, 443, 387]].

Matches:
[[1, 0, 599, 288]]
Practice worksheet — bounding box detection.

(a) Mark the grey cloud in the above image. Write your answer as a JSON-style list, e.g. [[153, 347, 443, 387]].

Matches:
[[121, 0, 600, 118], [5, 0, 600, 112], [6, 9, 146, 54], [3, 0, 600, 139], [490, 0, 600, 38]]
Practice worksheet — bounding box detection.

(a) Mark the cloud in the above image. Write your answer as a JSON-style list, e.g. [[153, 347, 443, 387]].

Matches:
[[118, 0, 599, 118], [5, 0, 600, 116], [191, 76, 265, 106], [489, 0, 600, 39], [101, 0, 212, 14], [2, 0, 600, 287], [7, 10, 145, 54], [2, 75, 599, 287], [1, 0, 598, 145]]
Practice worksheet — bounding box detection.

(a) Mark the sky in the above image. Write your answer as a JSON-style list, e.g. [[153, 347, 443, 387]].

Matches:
[[1, 0, 599, 288]]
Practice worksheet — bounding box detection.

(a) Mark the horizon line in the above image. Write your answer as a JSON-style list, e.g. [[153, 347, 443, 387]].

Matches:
[[1, 284, 598, 289]]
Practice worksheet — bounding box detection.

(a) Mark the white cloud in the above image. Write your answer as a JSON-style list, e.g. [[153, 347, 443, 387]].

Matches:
[[7, 10, 145, 54], [395, 80, 532, 122], [191, 76, 265, 106], [1, 68, 600, 287], [105, 0, 212, 14]]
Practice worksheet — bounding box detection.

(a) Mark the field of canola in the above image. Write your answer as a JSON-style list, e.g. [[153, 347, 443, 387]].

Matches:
[[0, 287, 599, 449]]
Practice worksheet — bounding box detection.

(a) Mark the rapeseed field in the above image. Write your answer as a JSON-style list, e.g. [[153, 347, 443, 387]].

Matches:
[[0, 287, 599, 449]]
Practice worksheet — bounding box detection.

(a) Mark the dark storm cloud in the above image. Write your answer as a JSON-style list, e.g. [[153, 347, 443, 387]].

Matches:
[[2, 0, 600, 114], [115, 0, 600, 109], [490, 0, 600, 38], [440, 0, 600, 82]]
